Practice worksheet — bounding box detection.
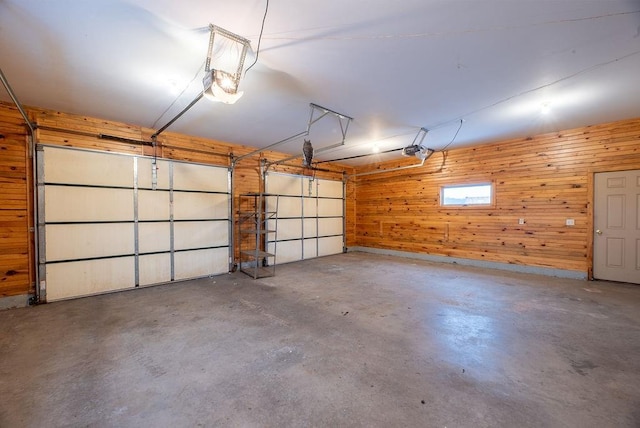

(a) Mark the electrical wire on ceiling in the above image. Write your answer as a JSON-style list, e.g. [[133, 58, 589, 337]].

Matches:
[[150, 9, 262, 130], [427, 47, 640, 132], [245, 0, 269, 75], [262, 10, 640, 42], [150, 59, 206, 130], [150, 3, 635, 168], [438, 119, 464, 152], [316, 35, 639, 164]]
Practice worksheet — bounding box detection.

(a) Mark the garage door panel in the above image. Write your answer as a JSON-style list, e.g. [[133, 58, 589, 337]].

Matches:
[[277, 196, 302, 217], [318, 198, 343, 217], [139, 222, 171, 253], [46, 223, 134, 261], [265, 173, 343, 265], [173, 192, 228, 220], [137, 158, 170, 189], [45, 186, 133, 222], [174, 248, 228, 280], [265, 195, 279, 213], [317, 179, 343, 198], [318, 236, 343, 257], [268, 240, 302, 264], [173, 162, 228, 192], [39, 146, 231, 302], [303, 197, 317, 217], [174, 221, 229, 250], [44, 147, 133, 187], [139, 253, 172, 286], [46, 257, 135, 301], [307, 179, 318, 197], [303, 239, 317, 259], [303, 219, 317, 237], [274, 219, 302, 240], [318, 218, 343, 236], [138, 190, 170, 220], [267, 174, 301, 196]]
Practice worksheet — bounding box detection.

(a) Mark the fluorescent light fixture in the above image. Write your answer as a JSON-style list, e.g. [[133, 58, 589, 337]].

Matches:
[[202, 24, 251, 104]]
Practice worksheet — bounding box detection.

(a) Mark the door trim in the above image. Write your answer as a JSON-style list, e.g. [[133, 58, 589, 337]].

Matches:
[[588, 166, 639, 281]]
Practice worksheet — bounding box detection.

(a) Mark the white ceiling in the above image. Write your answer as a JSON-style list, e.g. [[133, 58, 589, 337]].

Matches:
[[1, 0, 639, 165]]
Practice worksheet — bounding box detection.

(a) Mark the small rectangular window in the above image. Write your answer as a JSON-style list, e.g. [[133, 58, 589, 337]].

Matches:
[[441, 183, 493, 206]]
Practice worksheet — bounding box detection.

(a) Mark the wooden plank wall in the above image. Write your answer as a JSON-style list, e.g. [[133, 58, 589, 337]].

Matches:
[[0, 101, 351, 298], [9, 101, 637, 297], [0, 105, 32, 298], [353, 117, 640, 274]]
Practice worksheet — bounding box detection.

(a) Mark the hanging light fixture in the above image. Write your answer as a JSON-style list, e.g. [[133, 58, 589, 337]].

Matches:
[[150, 23, 251, 156], [202, 24, 251, 104]]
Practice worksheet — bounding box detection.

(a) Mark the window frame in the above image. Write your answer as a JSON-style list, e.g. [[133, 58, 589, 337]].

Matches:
[[439, 182, 495, 208]]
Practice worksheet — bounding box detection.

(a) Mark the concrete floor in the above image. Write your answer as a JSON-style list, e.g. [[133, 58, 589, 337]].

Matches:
[[1, 252, 639, 427]]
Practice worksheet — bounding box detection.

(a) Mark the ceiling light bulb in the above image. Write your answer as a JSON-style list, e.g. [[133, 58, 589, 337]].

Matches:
[[219, 75, 235, 91], [214, 70, 239, 93], [203, 69, 243, 104]]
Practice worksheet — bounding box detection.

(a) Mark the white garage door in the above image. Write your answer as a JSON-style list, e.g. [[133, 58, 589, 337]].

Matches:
[[37, 145, 230, 301], [265, 172, 344, 264]]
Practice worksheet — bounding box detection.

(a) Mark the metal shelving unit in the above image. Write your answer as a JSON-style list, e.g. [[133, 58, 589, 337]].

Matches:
[[238, 193, 279, 279]]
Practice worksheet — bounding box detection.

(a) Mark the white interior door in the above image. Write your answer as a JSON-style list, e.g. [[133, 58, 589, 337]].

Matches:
[[593, 169, 640, 284]]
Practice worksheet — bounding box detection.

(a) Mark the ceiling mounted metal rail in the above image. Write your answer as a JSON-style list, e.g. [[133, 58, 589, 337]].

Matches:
[[265, 103, 353, 168], [0, 68, 36, 133], [0, 67, 40, 304], [267, 140, 343, 168], [317, 127, 430, 166], [315, 147, 403, 164], [346, 156, 428, 180], [233, 130, 308, 164], [151, 93, 204, 140], [233, 103, 353, 166], [272, 161, 343, 174], [346, 127, 433, 180]]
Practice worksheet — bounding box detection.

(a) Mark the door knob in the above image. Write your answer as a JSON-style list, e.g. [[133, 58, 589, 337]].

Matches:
[[596, 229, 603, 235]]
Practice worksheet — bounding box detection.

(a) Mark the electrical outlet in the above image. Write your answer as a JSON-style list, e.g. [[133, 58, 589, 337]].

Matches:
[[566, 218, 575, 226], [518, 218, 525, 225]]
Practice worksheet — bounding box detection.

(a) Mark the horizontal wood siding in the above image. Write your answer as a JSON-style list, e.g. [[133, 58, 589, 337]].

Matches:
[[353, 118, 640, 274], [0, 105, 31, 297], [6, 99, 637, 296]]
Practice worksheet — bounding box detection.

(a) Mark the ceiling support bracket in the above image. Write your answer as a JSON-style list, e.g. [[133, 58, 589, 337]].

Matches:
[[234, 103, 352, 167], [263, 103, 353, 169]]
